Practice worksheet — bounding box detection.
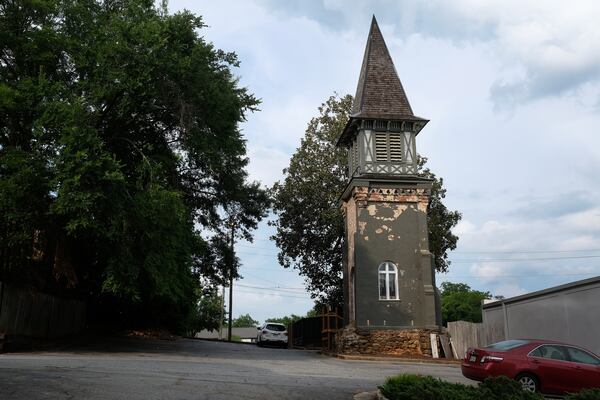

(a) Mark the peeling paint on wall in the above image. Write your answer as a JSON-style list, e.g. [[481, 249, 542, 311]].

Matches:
[[342, 183, 439, 329], [358, 221, 367, 235]]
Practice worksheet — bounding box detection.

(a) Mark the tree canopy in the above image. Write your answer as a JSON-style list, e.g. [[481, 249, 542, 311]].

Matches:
[[0, 0, 268, 332], [440, 282, 492, 325], [270, 94, 461, 306], [232, 313, 259, 327], [265, 314, 303, 327]]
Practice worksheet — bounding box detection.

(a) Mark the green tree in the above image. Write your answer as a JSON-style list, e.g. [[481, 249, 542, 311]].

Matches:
[[270, 95, 350, 305], [232, 313, 258, 327], [440, 282, 492, 325], [270, 94, 462, 306], [189, 288, 225, 336], [265, 314, 304, 327], [0, 0, 268, 332]]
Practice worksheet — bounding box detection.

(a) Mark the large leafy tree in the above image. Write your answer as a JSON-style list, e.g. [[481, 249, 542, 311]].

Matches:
[[0, 0, 268, 331], [188, 287, 225, 336], [440, 282, 492, 325], [231, 313, 258, 327], [270, 94, 461, 306]]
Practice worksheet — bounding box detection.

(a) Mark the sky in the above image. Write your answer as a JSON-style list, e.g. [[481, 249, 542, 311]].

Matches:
[[168, 0, 600, 324]]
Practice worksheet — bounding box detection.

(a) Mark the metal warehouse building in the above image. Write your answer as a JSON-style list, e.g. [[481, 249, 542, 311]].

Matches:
[[482, 276, 600, 355]]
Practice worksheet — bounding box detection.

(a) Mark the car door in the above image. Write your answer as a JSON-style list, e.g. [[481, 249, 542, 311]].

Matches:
[[565, 346, 600, 391], [530, 345, 575, 394]]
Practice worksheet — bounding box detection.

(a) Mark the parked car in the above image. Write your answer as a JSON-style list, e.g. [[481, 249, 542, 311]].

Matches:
[[256, 323, 288, 347], [461, 339, 600, 395]]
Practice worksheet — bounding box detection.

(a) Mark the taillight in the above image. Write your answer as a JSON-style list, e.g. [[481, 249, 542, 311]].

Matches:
[[480, 355, 503, 363]]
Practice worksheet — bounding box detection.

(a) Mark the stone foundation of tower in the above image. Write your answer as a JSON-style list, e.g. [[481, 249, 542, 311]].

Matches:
[[336, 327, 439, 357]]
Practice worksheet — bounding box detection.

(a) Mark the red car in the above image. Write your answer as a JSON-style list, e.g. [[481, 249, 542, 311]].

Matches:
[[461, 339, 600, 395]]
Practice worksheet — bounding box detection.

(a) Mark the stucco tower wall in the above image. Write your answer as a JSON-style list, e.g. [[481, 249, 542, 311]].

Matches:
[[341, 177, 439, 329], [342, 196, 358, 326]]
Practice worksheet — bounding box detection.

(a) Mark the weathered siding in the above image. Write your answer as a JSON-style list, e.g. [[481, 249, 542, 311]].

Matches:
[[481, 306, 505, 346], [447, 320, 484, 359], [482, 277, 600, 354], [0, 281, 86, 339]]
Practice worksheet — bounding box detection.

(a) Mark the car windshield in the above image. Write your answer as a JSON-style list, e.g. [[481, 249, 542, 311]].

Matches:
[[485, 340, 530, 351], [265, 324, 286, 332]]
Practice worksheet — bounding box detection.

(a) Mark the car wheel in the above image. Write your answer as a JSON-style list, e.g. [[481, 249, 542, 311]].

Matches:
[[257, 338, 262, 347], [516, 373, 539, 392]]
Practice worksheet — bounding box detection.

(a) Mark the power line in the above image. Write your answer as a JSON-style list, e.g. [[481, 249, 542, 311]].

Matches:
[[242, 265, 294, 272], [235, 288, 311, 300], [238, 237, 274, 244], [237, 248, 600, 258], [237, 244, 278, 251], [451, 255, 600, 263], [454, 249, 600, 254], [240, 270, 284, 285], [441, 272, 599, 279], [237, 283, 307, 292], [237, 250, 279, 257]]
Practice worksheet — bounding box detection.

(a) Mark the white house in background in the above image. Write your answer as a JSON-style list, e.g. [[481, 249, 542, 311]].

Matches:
[[195, 327, 258, 343]]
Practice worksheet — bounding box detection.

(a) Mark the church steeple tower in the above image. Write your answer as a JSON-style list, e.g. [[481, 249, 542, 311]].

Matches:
[[337, 17, 441, 341]]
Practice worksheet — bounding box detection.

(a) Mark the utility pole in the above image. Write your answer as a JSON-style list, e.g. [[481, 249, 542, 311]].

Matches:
[[218, 285, 225, 340], [227, 217, 235, 342]]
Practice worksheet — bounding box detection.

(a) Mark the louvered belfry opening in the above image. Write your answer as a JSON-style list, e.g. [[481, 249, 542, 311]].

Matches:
[[375, 132, 388, 161], [375, 132, 402, 163]]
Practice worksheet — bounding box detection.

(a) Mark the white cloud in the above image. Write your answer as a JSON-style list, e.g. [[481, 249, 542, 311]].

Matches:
[[245, 145, 290, 187], [453, 219, 476, 236], [260, 0, 600, 105], [558, 207, 600, 234], [491, 283, 527, 298], [469, 261, 509, 283], [443, 0, 600, 103]]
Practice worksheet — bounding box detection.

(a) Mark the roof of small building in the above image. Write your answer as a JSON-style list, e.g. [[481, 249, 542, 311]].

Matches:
[[482, 275, 600, 309], [195, 327, 258, 339]]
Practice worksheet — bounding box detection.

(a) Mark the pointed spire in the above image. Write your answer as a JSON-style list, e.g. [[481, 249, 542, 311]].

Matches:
[[352, 16, 415, 119]]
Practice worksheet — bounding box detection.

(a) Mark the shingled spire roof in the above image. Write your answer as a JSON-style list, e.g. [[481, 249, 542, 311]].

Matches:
[[352, 16, 417, 119], [337, 16, 427, 146]]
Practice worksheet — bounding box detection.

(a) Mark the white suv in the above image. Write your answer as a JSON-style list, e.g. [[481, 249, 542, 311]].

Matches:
[[256, 323, 288, 347]]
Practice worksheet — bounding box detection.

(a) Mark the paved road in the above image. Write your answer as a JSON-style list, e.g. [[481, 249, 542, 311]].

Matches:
[[0, 337, 470, 399]]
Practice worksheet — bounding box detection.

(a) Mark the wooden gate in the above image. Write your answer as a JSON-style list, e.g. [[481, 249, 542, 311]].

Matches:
[[321, 306, 343, 352]]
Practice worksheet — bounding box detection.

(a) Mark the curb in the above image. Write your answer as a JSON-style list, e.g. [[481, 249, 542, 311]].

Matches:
[[352, 390, 390, 400], [327, 352, 461, 365]]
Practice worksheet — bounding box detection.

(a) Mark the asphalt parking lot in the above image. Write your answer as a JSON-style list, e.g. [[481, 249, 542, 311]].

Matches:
[[0, 337, 470, 400]]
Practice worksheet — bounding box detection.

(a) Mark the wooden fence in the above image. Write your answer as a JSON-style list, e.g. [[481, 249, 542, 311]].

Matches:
[[0, 281, 86, 339], [447, 320, 484, 359]]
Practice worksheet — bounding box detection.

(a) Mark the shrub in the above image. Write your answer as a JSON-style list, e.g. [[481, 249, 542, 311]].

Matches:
[[565, 389, 600, 400], [379, 374, 545, 400], [379, 374, 478, 400]]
